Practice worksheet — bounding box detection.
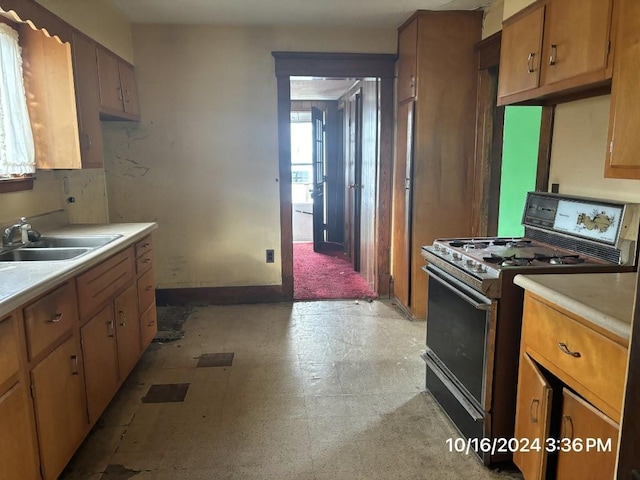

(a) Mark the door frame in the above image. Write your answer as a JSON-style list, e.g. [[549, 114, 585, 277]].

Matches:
[[272, 52, 396, 299]]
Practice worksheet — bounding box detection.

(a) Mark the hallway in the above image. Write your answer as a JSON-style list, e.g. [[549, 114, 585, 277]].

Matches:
[[60, 301, 520, 480]]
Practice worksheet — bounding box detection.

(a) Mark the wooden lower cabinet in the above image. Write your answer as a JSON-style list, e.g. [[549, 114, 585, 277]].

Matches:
[[513, 354, 553, 480], [0, 382, 40, 480], [140, 303, 157, 349], [556, 389, 618, 479], [114, 282, 141, 380], [31, 335, 87, 480], [81, 304, 119, 424]]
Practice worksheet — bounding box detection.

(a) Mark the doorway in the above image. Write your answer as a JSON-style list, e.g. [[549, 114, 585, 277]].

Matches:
[[273, 52, 396, 300]]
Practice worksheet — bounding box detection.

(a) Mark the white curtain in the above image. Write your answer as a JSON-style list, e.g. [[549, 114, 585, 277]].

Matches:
[[0, 23, 35, 177]]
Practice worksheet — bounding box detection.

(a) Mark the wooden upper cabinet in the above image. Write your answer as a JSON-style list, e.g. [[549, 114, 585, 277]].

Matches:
[[513, 354, 553, 480], [498, 0, 614, 105], [71, 32, 104, 169], [541, 0, 613, 86], [97, 46, 141, 120], [605, 0, 640, 179], [498, 3, 545, 100], [397, 17, 418, 103]]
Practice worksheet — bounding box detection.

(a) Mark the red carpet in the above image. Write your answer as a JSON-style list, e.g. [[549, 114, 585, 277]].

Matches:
[[293, 242, 378, 301]]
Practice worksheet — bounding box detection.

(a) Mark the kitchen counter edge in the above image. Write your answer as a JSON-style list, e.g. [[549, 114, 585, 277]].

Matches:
[[513, 272, 637, 343]]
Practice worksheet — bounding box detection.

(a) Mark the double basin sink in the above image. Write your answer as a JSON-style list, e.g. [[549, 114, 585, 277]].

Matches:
[[0, 235, 121, 262]]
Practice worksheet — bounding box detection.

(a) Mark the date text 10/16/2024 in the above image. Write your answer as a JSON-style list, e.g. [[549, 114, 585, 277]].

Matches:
[[446, 437, 613, 456]]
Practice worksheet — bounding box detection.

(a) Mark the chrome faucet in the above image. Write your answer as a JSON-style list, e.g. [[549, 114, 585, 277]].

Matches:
[[2, 217, 31, 247]]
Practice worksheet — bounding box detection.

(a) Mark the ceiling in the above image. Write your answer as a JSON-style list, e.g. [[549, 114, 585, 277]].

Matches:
[[105, 0, 489, 27], [290, 78, 359, 101]]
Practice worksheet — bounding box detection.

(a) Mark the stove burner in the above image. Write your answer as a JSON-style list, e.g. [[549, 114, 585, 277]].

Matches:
[[491, 239, 532, 248], [483, 254, 532, 267], [449, 240, 490, 249]]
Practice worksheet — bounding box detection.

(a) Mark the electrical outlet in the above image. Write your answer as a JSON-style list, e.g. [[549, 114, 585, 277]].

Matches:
[[266, 249, 275, 263]]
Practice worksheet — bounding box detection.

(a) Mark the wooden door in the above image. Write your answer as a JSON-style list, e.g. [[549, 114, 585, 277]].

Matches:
[[606, 0, 640, 179], [391, 100, 414, 307], [556, 388, 618, 479], [114, 283, 141, 380], [397, 17, 418, 103], [311, 106, 326, 252], [31, 335, 87, 480], [71, 32, 104, 168], [0, 382, 40, 480], [541, 0, 613, 86], [81, 305, 119, 424], [96, 47, 124, 113], [344, 91, 362, 270], [118, 61, 140, 117], [513, 354, 553, 480], [498, 4, 545, 100]]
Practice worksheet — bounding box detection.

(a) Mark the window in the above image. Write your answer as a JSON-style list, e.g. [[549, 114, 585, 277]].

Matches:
[[0, 22, 35, 180]]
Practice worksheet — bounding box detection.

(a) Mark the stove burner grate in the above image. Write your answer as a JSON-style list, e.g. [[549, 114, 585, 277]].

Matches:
[[483, 253, 585, 267], [491, 239, 532, 247]]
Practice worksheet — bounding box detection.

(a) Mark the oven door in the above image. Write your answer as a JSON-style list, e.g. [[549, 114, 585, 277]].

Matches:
[[423, 264, 496, 418]]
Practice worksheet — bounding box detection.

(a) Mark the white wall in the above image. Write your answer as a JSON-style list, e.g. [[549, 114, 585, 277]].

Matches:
[[103, 24, 396, 289]]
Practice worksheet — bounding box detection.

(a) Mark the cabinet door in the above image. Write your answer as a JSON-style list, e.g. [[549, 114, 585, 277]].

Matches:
[[140, 303, 158, 349], [118, 62, 140, 117], [391, 100, 414, 308], [31, 335, 87, 480], [81, 305, 119, 424], [556, 388, 618, 479], [513, 354, 553, 480], [606, 0, 640, 179], [96, 47, 124, 113], [114, 283, 141, 380], [0, 382, 40, 480], [71, 32, 104, 169], [497, 4, 545, 100], [397, 18, 418, 103], [541, 0, 613, 86]]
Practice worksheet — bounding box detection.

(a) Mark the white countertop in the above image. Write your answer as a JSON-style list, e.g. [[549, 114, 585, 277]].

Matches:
[[514, 272, 637, 342], [0, 223, 157, 318]]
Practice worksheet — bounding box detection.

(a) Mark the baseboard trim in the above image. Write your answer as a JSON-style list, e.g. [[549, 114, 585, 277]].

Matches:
[[156, 285, 291, 306]]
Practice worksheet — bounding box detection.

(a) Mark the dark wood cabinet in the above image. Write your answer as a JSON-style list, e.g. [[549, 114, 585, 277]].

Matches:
[[97, 46, 141, 120], [71, 32, 105, 169], [392, 11, 481, 319]]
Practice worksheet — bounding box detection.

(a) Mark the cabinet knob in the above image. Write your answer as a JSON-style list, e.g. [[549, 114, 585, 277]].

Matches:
[[118, 310, 126, 327], [71, 355, 79, 375], [107, 319, 115, 337]]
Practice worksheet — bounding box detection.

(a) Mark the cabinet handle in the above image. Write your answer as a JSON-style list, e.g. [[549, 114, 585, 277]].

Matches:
[[117, 86, 123, 101], [143, 258, 152, 263], [71, 355, 79, 375], [557, 342, 581, 358], [409, 75, 415, 95], [527, 52, 536, 73], [84, 133, 92, 151], [140, 243, 150, 247], [549, 44, 557, 66], [148, 319, 155, 327], [405, 178, 410, 191], [529, 399, 539, 423], [118, 310, 126, 327], [107, 319, 115, 337], [145, 285, 153, 291], [561, 415, 574, 440], [48, 313, 63, 323]]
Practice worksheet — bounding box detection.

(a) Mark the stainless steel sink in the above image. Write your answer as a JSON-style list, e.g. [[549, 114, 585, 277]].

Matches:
[[0, 234, 122, 261], [0, 248, 92, 262], [24, 234, 121, 249]]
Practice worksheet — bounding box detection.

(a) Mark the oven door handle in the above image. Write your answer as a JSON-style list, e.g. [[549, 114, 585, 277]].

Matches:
[[424, 266, 491, 311]]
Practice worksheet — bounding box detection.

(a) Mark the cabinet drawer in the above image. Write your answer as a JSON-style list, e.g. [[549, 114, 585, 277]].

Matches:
[[77, 247, 135, 319], [137, 268, 155, 313], [0, 314, 21, 386], [23, 282, 78, 361], [523, 296, 627, 420], [136, 251, 153, 275], [134, 235, 152, 258]]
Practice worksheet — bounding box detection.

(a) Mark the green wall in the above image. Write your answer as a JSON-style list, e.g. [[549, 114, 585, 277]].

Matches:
[[497, 106, 542, 237]]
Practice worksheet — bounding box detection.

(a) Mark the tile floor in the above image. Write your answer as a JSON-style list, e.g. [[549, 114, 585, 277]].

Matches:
[[61, 300, 522, 480]]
